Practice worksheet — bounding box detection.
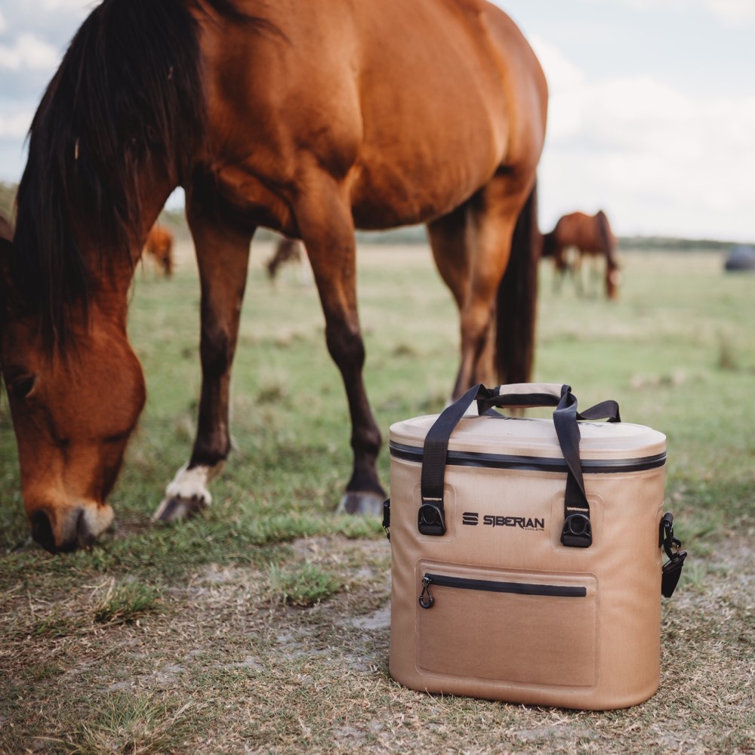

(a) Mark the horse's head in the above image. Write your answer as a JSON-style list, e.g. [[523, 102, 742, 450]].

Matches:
[[0, 238, 145, 552]]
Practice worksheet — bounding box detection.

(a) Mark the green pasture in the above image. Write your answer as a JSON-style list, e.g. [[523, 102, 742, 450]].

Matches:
[[0, 242, 753, 752]]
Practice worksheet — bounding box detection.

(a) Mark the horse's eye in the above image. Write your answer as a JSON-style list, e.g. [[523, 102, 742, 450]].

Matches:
[[8, 375, 37, 400]]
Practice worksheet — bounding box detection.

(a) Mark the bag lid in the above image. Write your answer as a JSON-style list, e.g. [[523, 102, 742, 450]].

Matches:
[[390, 412, 666, 464]]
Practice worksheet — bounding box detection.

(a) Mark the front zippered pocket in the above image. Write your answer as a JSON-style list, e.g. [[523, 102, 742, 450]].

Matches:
[[416, 563, 598, 688], [419, 573, 587, 607]]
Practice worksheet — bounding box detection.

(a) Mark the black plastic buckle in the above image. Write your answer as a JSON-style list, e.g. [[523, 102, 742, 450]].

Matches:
[[660, 513, 686, 597], [662, 551, 687, 598], [418, 500, 446, 536], [561, 512, 592, 548], [382, 499, 391, 540]]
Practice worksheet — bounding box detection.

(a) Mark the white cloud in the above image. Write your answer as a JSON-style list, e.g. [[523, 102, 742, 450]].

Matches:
[[0, 33, 59, 71], [40, 0, 93, 11], [0, 9, 7, 34], [534, 37, 755, 240], [703, 0, 755, 26], [0, 107, 33, 139], [528, 35, 585, 93]]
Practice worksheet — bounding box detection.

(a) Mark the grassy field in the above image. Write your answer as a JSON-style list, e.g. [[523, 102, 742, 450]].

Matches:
[[0, 241, 753, 753]]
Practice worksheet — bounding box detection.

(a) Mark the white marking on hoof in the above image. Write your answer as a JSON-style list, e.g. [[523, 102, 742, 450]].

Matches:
[[151, 463, 223, 523]]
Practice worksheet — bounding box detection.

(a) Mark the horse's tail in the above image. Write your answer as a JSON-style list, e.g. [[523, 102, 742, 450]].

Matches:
[[495, 180, 540, 383]]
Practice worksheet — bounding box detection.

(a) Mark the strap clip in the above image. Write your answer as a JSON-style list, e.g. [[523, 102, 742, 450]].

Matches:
[[660, 513, 687, 597], [418, 499, 446, 536], [561, 512, 593, 548], [382, 498, 391, 540]]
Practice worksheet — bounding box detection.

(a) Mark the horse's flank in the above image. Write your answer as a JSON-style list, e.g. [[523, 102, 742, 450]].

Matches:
[[1, 0, 546, 551]]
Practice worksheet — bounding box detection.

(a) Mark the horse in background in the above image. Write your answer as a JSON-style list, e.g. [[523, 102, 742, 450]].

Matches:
[[542, 210, 621, 299], [143, 224, 174, 276], [266, 236, 305, 282], [0, 0, 546, 553]]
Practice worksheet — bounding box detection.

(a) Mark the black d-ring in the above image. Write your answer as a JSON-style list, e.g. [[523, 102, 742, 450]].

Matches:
[[561, 512, 592, 547]]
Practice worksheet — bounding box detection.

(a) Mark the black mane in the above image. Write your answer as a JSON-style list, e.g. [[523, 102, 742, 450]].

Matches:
[[11, 0, 212, 348], [9, 0, 280, 350]]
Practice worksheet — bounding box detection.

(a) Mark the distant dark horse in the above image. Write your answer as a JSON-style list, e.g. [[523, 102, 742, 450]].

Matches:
[[542, 211, 620, 299], [0, 0, 546, 553]]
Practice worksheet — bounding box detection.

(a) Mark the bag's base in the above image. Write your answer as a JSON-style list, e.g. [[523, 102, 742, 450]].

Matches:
[[389, 663, 660, 711]]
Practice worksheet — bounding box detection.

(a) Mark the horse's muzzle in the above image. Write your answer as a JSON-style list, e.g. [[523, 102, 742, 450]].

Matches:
[[30, 506, 100, 553]]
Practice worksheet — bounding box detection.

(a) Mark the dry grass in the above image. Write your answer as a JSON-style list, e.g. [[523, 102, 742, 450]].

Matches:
[[1, 533, 752, 753], [0, 245, 753, 752]]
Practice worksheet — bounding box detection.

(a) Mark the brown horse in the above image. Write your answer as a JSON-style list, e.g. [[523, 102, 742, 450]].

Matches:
[[0, 0, 546, 553], [143, 224, 174, 276], [541, 210, 620, 299], [266, 236, 304, 281]]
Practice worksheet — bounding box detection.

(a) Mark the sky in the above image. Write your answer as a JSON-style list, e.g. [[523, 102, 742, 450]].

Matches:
[[0, 0, 753, 241]]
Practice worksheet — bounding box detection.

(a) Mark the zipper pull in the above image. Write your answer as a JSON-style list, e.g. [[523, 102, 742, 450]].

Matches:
[[418, 575, 434, 609]]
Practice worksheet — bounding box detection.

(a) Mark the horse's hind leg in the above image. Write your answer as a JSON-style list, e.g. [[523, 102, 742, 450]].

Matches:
[[428, 177, 535, 397], [153, 200, 252, 523], [294, 179, 384, 516], [427, 202, 496, 394]]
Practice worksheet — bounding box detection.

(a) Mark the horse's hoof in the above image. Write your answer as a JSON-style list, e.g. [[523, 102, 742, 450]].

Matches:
[[152, 463, 220, 524], [338, 490, 385, 517], [151, 494, 207, 523]]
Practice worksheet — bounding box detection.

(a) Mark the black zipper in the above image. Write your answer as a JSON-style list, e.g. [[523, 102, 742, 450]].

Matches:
[[390, 441, 666, 474], [418, 573, 587, 609]]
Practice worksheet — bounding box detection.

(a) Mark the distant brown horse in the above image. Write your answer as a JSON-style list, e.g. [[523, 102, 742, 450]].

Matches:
[[143, 224, 174, 276], [0, 0, 546, 552], [542, 211, 620, 299]]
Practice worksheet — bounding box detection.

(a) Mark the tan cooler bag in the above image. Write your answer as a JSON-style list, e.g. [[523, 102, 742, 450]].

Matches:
[[385, 383, 686, 710]]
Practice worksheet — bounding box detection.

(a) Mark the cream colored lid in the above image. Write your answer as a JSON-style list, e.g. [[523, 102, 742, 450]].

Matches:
[[389, 413, 666, 461]]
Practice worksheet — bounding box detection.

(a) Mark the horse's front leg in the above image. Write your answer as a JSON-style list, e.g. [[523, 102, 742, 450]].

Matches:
[[152, 211, 253, 523], [295, 182, 384, 516]]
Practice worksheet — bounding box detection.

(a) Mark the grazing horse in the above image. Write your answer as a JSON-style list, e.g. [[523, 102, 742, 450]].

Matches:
[[143, 224, 174, 276], [541, 210, 620, 299], [0, 0, 546, 553], [266, 236, 304, 282]]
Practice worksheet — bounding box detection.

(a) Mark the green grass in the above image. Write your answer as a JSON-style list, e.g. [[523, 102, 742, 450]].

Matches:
[[267, 561, 343, 606], [0, 242, 753, 753]]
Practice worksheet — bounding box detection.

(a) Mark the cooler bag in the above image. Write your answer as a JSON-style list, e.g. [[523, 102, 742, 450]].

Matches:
[[385, 382, 686, 710]]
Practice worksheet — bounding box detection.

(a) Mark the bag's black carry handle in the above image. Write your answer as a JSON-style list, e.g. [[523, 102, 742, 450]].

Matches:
[[420, 383, 620, 546]]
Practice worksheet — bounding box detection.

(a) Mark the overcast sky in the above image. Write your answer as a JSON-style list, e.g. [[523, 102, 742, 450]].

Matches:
[[0, 0, 753, 241]]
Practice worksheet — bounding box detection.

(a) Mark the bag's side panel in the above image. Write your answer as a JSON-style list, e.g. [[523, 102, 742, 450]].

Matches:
[[584, 471, 664, 707]]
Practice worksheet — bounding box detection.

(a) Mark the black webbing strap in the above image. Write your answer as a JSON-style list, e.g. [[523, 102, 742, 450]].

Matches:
[[553, 390, 592, 547], [559, 397, 621, 545], [419, 384, 491, 535], [419, 383, 618, 546]]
